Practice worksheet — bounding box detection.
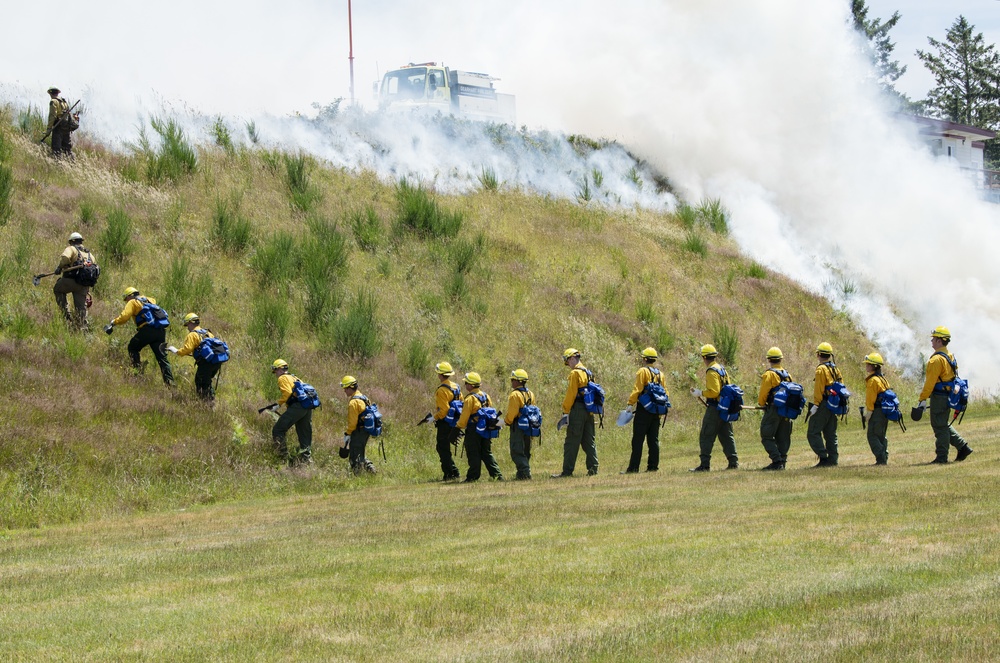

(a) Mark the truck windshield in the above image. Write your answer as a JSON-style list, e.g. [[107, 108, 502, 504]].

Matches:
[[381, 68, 427, 100]]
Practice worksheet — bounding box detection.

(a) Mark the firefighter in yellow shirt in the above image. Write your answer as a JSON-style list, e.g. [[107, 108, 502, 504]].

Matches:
[[52, 231, 96, 330], [862, 353, 891, 465], [269, 359, 314, 465], [166, 313, 221, 400], [456, 372, 504, 482], [430, 361, 461, 481], [623, 347, 667, 473], [758, 347, 792, 470], [105, 287, 174, 386], [552, 348, 598, 478], [342, 376, 377, 474], [505, 368, 536, 480], [690, 344, 739, 471], [917, 327, 973, 464], [806, 342, 842, 467]]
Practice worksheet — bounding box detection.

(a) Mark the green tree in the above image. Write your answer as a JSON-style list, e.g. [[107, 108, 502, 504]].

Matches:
[[851, 0, 908, 104], [917, 16, 1000, 129]]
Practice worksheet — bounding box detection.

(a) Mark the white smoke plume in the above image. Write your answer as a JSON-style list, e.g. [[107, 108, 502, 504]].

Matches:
[[3, 0, 999, 386]]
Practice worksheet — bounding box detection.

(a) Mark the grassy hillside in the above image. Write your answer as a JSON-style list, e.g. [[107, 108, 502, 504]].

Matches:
[[0, 107, 961, 530]]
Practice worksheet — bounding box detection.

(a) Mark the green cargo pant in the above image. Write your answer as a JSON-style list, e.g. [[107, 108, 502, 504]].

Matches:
[[272, 403, 313, 463], [435, 421, 460, 480], [627, 407, 660, 472], [698, 405, 738, 468], [53, 276, 89, 329], [127, 325, 174, 386], [509, 426, 533, 479], [866, 409, 889, 464], [464, 427, 503, 482], [194, 361, 221, 400], [806, 405, 838, 463], [760, 405, 792, 464], [562, 402, 598, 475], [930, 393, 966, 461]]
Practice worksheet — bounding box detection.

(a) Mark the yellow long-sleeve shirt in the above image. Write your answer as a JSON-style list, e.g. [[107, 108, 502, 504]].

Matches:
[[434, 381, 460, 421], [277, 373, 298, 405], [346, 392, 367, 434], [112, 296, 157, 328], [505, 388, 534, 426], [865, 373, 890, 411], [704, 363, 726, 400], [758, 365, 788, 408], [919, 351, 957, 401], [812, 362, 841, 406], [457, 389, 490, 429], [562, 364, 590, 414], [176, 327, 212, 358], [627, 365, 667, 406]]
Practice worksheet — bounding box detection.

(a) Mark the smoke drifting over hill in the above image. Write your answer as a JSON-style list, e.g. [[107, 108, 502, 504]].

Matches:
[[4, 0, 999, 385]]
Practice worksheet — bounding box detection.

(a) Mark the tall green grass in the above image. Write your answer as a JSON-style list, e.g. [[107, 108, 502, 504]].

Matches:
[[98, 207, 136, 265], [327, 287, 381, 360], [300, 217, 350, 329], [160, 255, 214, 314], [698, 197, 730, 234], [247, 299, 293, 356], [0, 128, 12, 226], [145, 117, 199, 183], [711, 321, 740, 366], [250, 232, 299, 290], [284, 153, 321, 212], [395, 179, 462, 239], [349, 205, 383, 252], [210, 196, 255, 255], [210, 116, 234, 155], [477, 166, 500, 192]]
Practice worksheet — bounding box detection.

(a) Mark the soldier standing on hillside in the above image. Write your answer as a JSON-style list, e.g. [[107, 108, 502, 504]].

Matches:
[[862, 353, 891, 466], [46, 87, 74, 158], [505, 368, 536, 480], [52, 231, 97, 330], [456, 372, 504, 483], [105, 287, 175, 386], [758, 347, 793, 470], [429, 362, 461, 481], [690, 344, 739, 472], [806, 342, 842, 467], [552, 348, 598, 478], [917, 327, 974, 464], [622, 347, 667, 474]]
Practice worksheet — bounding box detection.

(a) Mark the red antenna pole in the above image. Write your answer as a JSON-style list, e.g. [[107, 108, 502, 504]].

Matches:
[[348, 0, 356, 104]]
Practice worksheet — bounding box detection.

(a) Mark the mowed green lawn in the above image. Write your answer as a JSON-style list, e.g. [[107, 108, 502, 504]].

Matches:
[[2, 414, 999, 662]]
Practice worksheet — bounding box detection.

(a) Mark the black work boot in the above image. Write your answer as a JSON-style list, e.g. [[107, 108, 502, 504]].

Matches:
[[955, 445, 974, 462], [761, 462, 785, 471], [726, 460, 740, 470], [688, 465, 710, 472]]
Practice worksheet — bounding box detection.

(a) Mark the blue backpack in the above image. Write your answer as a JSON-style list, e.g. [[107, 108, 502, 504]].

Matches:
[[441, 385, 463, 427], [876, 389, 903, 422], [135, 297, 170, 329], [932, 352, 970, 413], [355, 395, 383, 437], [193, 330, 230, 364], [821, 363, 850, 416], [711, 367, 743, 423], [515, 390, 543, 437], [770, 369, 805, 420], [473, 393, 501, 439], [291, 379, 321, 409], [578, 368, 605, 417], [638, 367, 671, 416]]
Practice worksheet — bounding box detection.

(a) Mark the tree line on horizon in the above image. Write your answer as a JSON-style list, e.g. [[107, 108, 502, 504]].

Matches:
[[851, 0, 1000, 165]]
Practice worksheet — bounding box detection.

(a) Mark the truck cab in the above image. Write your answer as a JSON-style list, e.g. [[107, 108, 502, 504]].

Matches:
[[377, 62, 516, 124]]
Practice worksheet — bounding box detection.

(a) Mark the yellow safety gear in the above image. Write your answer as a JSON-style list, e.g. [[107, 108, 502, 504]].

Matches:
[[272, 359, 288, 370], [562, 347, 581, 361], [122, 286, 139, 300], [435, 361, 455, 376], [183, 313, 199, 325], [510, 368, 529, 382], [641, 347, 658, 360], [340, 375, 358, 389], [931, 326, 951, 339], [700, 344, 718, 357], [464, 371, 482, 386], [766, 347, 783, 360], [864, 352, 884, 366], [816, 342, 834, 355]]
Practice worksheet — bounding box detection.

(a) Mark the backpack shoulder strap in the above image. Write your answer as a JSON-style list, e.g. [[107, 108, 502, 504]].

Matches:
[[516, 387, 532, 405], [646, 366, 661, 384]]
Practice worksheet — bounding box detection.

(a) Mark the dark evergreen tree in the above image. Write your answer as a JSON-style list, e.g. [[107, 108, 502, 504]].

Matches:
[[851, 0, 908, 103]]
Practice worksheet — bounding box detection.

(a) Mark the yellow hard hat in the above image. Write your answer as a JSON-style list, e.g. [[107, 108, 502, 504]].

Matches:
[[816, 342, 834, 355], [122, 286, 139, 300], [766, 347, 783, 360], [464, 371, 482, 386], [931, 326, 951, 340], [510, 368, 529, 382], [641, 347, 658, 360], [271, 359, 288, 371], [562, 348, 581, 362], [435, 361, 455, 376], [340, 375, 358, 389], [700, 344, 718, 358], [183, 313, 199, 325], [864, 352, 884, 366]]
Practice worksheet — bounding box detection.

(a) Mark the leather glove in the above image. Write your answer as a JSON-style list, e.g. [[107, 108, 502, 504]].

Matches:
[[104, 323, 114, 335], [691, 388, 702, 398], [809, 405, 819, 416], [557, 414, 569, 431], [166, 345, 179, 354], [417, 412, 433, 426], [863, 409, 873, 421], [342, 434, 350, 446], [625, 404, 635, 413], [918, 400, 928, 409]]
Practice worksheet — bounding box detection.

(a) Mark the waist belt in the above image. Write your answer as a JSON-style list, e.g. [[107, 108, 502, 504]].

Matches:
[[706, 398, 719, 407], [933, 383, 953, 394]]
